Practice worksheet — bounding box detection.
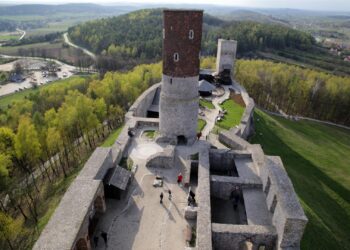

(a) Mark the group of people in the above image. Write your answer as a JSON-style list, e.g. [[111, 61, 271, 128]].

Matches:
[[159, 189, 172, 204], [159, 172, 197, 207]]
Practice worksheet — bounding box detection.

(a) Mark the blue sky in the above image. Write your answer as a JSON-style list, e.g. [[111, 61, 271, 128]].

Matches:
[[2, 0, 350, 12]]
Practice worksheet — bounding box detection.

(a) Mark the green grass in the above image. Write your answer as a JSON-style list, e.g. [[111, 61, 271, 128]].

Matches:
[[0, 76, 86, 110], [197, 119, 207, 133], [144, 130, 157, 139], [251, 109, 350, 250], [100, 126, 124, 147], [0, 35, 20, 41], [217, 99, 245, 130], [199, 99, 215, 109]]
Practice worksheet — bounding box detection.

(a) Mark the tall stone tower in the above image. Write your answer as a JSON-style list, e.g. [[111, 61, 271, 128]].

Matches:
[[216, 39, 237, 84], [159, 10, 203, 145]]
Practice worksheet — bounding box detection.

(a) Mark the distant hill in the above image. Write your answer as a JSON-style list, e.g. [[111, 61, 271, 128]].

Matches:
[[216, 10, 290, 26], [0, 3, 133, 16], [68, 9, 226, 58], [68, 8, 314, 61]]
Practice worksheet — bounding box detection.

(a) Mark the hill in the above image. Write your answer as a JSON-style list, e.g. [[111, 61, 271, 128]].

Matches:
[[0, 3, 128, 16], [68, 9, 315, 71], [251, 109, 350, 249]]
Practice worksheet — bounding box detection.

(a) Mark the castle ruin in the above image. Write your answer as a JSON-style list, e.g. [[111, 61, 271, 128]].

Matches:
[[33, 9, 307, 250]]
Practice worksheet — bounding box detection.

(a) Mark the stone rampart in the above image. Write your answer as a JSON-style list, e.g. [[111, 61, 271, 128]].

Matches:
[[212, 223, 277, 250], [126, 83, 161, 119]]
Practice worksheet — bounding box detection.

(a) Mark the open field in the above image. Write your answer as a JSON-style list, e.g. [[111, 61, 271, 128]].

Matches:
[[251, 109, 350, 250], [217, 99, 245, 130], [0, 40, 91, 65]]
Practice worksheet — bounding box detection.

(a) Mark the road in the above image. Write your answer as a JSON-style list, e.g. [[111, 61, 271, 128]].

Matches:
[[63, 32, 96, 60], [16, 28, 26, 40]]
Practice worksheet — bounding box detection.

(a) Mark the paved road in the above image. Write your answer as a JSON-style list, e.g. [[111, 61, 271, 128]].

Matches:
[[16, 28, 26, 40], [63, 32, 96, 60]]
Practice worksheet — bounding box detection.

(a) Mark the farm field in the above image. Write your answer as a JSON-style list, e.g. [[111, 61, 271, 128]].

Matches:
[[251, 109, 350, 250], [0, 40, 91, 65]]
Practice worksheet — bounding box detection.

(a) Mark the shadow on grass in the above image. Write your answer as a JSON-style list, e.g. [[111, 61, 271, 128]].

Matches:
[[251, 111, 350, 250]]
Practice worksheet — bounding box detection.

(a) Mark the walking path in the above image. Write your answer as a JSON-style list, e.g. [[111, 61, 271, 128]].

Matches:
[[63, 32, 96, 60], [201, 86, 231, 138]]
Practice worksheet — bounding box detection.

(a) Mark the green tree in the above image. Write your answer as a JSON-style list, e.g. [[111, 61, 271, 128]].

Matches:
[[14, 116, 41, 173]]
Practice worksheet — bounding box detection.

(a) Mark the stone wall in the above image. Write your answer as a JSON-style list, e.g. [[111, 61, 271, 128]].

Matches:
[[216, 128, 308, 250], [145, 145, 175, 168], [260, 156, 308, 249], [196, 146, 212, 250], [33, 148, 112, 250], [211, 175, 262, 200], [212, 224, 277, 250], [126, 83, 160, 118]]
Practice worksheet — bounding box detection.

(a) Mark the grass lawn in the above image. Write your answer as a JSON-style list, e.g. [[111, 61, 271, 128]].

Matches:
[[144, 130, 157, 139], [197, 119, 207, 133], [251, 109, 350, 250], [100, 126, 124, 147], [199, 99, 215, 109], [217, 99, 245, 130]]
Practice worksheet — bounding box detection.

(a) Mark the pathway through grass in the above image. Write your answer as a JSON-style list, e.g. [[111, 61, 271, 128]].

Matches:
[[251, 109, 350, 250]]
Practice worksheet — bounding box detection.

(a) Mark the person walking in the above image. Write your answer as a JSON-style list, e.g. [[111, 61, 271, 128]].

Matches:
[[197, 131, 202, 140], [100, 231, 108, 247], [177, 173, 183, 186], [168, 190, 172, 201], [160, 192, 164, 204], [93, 236, 99, 248]]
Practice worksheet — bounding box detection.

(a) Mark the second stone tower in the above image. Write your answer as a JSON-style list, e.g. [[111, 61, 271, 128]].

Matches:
[[159, 9, 203, 145]]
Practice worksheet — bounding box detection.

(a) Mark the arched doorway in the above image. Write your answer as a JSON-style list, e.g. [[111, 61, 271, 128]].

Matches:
[[177, 135, 187, 145]]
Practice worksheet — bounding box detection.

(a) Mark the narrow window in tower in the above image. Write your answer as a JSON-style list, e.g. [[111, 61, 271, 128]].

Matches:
[[189, 29, 194, 39], [174, 53, 179, 62], [163, 28, 165, 39], [169, 78, 172, 84]]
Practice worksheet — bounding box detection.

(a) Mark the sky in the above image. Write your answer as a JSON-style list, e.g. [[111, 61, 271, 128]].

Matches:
[[1, 0, 350, 12]]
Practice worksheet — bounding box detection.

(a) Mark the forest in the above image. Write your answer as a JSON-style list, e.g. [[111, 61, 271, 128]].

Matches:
[[0, 63, 161, 249], [68, 9, 315, 71], [235, 59, 350, 126]]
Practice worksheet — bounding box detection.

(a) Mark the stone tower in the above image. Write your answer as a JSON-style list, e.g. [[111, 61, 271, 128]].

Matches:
[[216, 39, 237, 84], [159, 9, 203, 145]]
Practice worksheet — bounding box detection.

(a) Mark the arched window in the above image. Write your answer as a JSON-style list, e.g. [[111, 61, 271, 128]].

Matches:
[[189, 29, 194, 39], [174, 53, 179, 62]]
